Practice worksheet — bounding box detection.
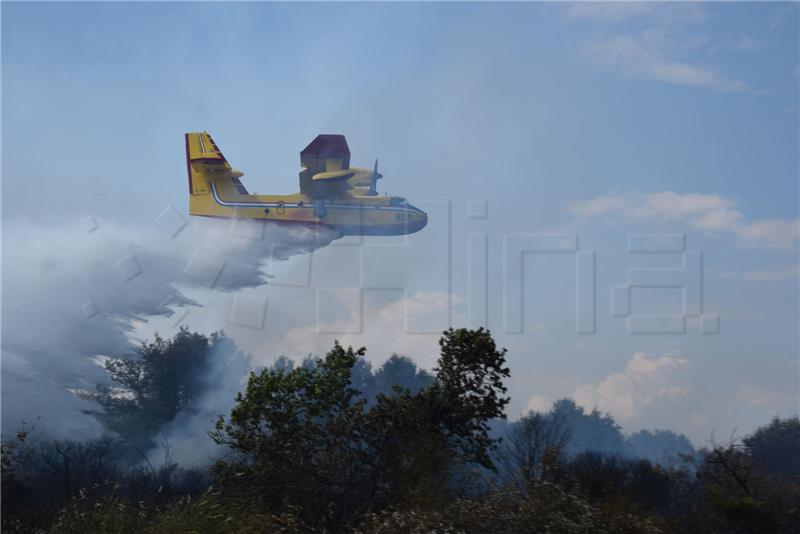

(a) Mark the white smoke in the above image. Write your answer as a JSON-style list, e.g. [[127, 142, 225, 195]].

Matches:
[[1, 215, 337, 448], [148, 339, 253, 467]]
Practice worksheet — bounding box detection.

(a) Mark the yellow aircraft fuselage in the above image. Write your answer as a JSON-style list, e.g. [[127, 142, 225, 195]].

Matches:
[[185, 132, 427, 236]]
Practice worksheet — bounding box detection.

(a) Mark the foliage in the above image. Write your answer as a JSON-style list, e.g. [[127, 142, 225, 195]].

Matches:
[[695, 429, 800, 533], [625, 429, 695, 467], [44, 486, 305, 534], [549, 398, 626, 456], [86, 328, 246, 451], [497, 409, 569, 491], [211, 341, 372, 528], [433, 328, 510, 468], [211, 328, 509, 529], [274, 351, 435, 403], [373, 354, 435, 397], [742, 415, 799, 479], [3, 328, 799, 533], [520, 400, 696, 468], [1, 422, 42, 528], [353, 483, 662, 534]]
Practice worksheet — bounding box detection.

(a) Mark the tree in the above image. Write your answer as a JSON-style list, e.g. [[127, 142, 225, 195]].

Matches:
[[625, 429, 695, 467], [434, 327, 511, 468], [498, 410, 569, 492], [211, 328, 511, 529], [696, 429, 800, 534], [275, 351, 435, 404], [373, 354, 434, 398], [363, 329, 509, 502], [743, 416, 800, 479], [87, 328, 246, 451], [211, 341, 372, 528], [33, 438, 122, 503], [550, 399, 625, 456]]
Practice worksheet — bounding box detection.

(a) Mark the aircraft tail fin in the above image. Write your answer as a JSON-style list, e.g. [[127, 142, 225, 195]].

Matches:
[[185, 132, 247, 215]]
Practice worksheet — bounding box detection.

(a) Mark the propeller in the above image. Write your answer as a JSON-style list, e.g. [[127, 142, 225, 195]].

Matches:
[[369, 159, 380, 195]]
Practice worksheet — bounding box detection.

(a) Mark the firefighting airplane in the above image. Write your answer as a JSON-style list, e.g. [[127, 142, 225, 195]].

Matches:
[[184, 132, 427, 236]]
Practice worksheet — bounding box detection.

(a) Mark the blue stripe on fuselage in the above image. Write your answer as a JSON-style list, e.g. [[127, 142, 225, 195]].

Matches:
[[209, 182, 414, 213]]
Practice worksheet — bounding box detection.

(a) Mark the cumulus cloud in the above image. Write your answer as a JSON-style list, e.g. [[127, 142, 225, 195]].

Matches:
[[584, 34, 748, 92], [574, 351, 689, 421], [568, 3, 750, 92], [525, 394, 553, 414], [277, 290, 463, 370], [568, 191, 799, 250]]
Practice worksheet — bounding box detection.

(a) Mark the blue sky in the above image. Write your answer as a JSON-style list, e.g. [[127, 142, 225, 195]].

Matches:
[[2, 2, 798, 444]]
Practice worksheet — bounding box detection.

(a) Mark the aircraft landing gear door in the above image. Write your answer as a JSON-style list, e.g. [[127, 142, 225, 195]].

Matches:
[[314, 199, 327, 219], [276, 201, 286, 215]]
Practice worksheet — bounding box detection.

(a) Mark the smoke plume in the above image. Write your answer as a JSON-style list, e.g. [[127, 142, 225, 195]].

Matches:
[[1, 215, 337, 453]]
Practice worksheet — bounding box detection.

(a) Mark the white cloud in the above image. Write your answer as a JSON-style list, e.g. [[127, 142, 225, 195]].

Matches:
[[525, 394, 553, 414], [566, 3, 705, 25], [734, 219, 800, 250], [738, 386, 776, 407], [569, 191, 799, 250], [275, 290, 464, 370], [567, 3, 658, 22], [584, 34, 748, 92], [568, 192, 627, 217], [568, 3, 749, 92], [574, 351, 689, 421], [733, 36, 766, 52], [721, 264, 800, 282]]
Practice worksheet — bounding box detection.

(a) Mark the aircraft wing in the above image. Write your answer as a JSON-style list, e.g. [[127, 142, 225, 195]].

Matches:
[[299, 134, 352, 196], [312, 170, 355, 182]]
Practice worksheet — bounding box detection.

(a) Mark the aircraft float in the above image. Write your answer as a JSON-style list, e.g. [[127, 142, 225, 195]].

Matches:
[[184, 132, 427, 236]]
